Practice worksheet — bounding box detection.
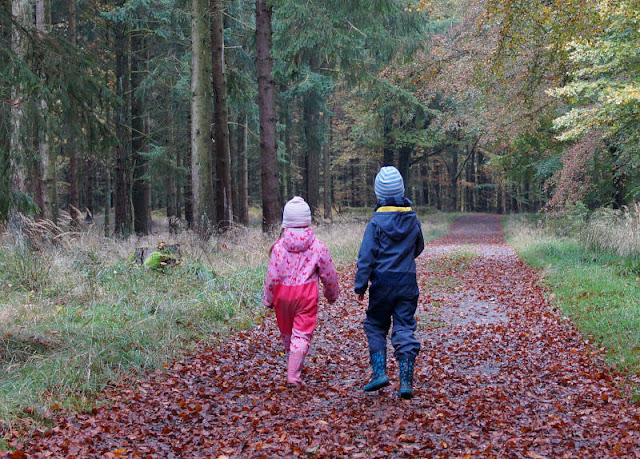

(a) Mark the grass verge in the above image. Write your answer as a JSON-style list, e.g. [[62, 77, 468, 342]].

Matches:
[[505, 215, 640, 381]]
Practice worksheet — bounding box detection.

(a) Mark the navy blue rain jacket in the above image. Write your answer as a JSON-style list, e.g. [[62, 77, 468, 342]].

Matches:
[[354, 197, 425, 295]]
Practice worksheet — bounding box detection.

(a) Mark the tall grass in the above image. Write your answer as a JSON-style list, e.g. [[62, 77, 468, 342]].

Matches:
[[581, 203, 640, 259], [505, 212, 640, 387], [536, 203, 640, 260]]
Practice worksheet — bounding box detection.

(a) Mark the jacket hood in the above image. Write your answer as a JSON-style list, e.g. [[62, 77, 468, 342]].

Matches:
[[373, 211, 419, 241], [281, 227, 315, 253], [373, 197, 419, 241]]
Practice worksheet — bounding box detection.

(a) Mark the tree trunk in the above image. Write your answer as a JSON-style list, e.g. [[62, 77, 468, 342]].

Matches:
[[278, 88, 289, 203], [191, 0, 215, 236], [303, 55, 322, 215], [114, 20, 132, 237], [303, 104, 320, 213], [66, 0, 80, 225], [183, 140, 192, 225], [1, 1, 10, 220], [382, 107, 394, 166], [449, 146, 458, 211], [230, 110, 239, 221], [174, 124, 183, 220], [34, 0, 57, 222], [256, 0, 279, 232], [85, 157, 96, 221], [211, 0, 233, 230], [104, 169, 111, 236], [237, 114, 249, 225], [323, 115, 332, 220], [166, 118, 177, 218], [69, 145, 79, 221], [9, 0, 30, 218], [398, 144, 412, 192], [131, 32, 151, 235]]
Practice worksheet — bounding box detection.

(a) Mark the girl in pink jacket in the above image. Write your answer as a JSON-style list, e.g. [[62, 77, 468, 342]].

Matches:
[[263, 196, 340, 387]]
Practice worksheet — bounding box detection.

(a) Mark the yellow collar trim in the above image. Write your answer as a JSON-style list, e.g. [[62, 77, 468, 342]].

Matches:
[[376, 206, 413, 212]]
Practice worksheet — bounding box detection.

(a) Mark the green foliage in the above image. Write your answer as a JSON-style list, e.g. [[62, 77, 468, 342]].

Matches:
[[272, 0, 425, 83], [272, 0, 429, 144], [544, 2, 640, 206], [550, 3, 640, 145]]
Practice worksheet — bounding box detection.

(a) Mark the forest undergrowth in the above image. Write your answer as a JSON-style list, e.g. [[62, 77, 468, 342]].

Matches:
[[506, 207, 640, 391], [0, 211, 453, 439]]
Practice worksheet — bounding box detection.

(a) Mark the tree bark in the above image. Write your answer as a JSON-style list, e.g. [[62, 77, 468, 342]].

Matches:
[[131, 32, 151, 235], [382, 107, 394, 167], [36, 0, 57, 222], [191, 0, 215, 236], [303, 99, 320, 214], [256, 0, 279, 232], [67, 0, 80, 225], [323, 115, 332, 220], [237, 114, 249, 226], [398, 144, 412, 191], [211, 0, 233, 230], [104, 169, 111, 236], [183, 138, 192, 224], [230, 110, 239, 221], [166, 117, 177, 218], [9, 0, 30, 214], [114, 19, 132, 237], [303, 55, 322, 215]]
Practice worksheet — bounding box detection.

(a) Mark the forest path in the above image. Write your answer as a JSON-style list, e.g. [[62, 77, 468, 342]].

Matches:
[[6, 214, 640, 457]]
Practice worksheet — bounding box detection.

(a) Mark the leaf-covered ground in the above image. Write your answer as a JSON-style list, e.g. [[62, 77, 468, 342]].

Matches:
[[4, 214, 640, 458]]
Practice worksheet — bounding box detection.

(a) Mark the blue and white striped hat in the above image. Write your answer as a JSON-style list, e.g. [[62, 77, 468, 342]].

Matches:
[[374, 166, 405, 200]]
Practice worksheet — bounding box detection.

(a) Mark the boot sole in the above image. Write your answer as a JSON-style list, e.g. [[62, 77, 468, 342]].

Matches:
[[398, 390, 413, 399], [364, 378, 390, 392]]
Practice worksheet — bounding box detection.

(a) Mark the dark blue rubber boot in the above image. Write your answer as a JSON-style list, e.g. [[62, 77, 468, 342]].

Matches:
[[397, 359, 415, 399], [364, 350, 390, 392]]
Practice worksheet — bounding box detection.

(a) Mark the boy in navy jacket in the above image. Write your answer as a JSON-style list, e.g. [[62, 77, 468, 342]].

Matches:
[[355, 166, 424, 398]]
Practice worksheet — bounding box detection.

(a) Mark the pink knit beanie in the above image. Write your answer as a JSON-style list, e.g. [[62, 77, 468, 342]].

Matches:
[[282, 196, 311, 228]]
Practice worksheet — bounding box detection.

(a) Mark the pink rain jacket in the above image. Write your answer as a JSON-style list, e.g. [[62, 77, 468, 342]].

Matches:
[[263, 227, 339, 335]]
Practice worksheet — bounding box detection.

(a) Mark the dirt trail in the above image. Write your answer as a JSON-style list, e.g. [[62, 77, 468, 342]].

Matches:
[[4, 214, 640, 457]]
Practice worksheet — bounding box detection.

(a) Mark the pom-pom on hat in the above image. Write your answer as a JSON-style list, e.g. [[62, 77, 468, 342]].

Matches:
[[374, 166, 405, 200], [282, 196, 312, 228]]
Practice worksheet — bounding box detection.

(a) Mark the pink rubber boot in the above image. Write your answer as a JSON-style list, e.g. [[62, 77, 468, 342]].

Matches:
[[287, 352, 306, 387]]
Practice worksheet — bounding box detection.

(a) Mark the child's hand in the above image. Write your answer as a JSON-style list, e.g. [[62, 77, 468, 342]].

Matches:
[[357, 293, 365, 302]]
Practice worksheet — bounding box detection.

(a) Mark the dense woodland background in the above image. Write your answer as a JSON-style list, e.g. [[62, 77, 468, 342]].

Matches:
[[1, 0, 639, 236]]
